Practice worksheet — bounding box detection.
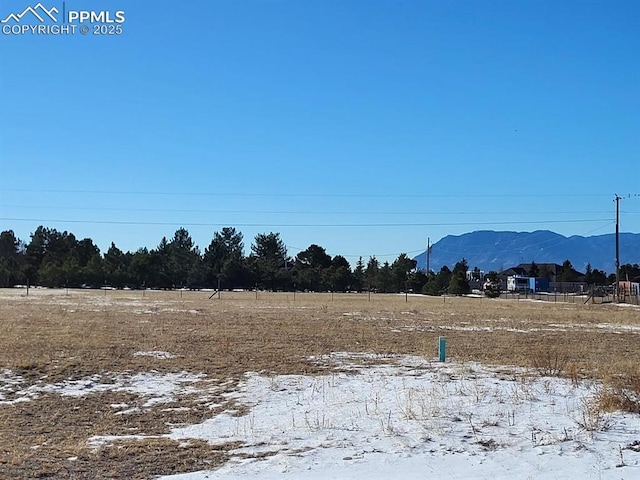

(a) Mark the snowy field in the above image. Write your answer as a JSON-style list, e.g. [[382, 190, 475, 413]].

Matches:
[[161, 354, 640, 480], [3, 352, 639, 479], [1, 289, 639, 478]]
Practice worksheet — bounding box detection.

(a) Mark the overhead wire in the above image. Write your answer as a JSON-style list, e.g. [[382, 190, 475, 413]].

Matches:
[[0, 188, 614, 199], [1, 194, 634, 262], [0, 204, 617, 216], [0, 217, 613, 228]]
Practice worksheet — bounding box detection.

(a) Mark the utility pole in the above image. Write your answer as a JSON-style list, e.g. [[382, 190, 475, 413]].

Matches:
[[426, 237, 430, 274], [614, 194, 621, 302]]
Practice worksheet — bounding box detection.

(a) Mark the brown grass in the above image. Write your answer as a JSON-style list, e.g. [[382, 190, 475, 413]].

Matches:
[[0, 288, 638, 478]]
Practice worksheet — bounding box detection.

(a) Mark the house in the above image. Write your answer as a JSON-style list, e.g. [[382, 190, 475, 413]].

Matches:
[[500, 263, 584, 283], [500, 266, 528, 277], [499, 263, 586, 293], [619, 281, 640, 297]]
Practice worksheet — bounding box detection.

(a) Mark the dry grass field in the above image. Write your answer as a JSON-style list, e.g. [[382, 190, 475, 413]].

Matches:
[[0, 288, 638, 478]]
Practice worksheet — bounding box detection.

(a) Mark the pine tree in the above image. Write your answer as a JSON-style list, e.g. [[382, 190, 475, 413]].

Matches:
[[560, 259, 578, 282], [204, 227, 245, 288], [0, 230, 25, 287], [249, 232, 290, 290], [364, 256, 380, 291], [352, 257, 365, 292], [484, 271, 501, 298], [328, 255, 352, 292], [423, 266, 450, 296], [390, 253, 417, 292], [294, 244, 332, 291], [448, 258, 470, 295], [378, 262, 392, 293], [584, 263, 593, 285]]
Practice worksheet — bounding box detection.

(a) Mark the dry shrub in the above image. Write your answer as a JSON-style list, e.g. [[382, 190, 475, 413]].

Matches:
[[598, 373, 640, 414], [576, 397, 612, 432], [565, 361, 581, 386], [531, 349, 570, 377]]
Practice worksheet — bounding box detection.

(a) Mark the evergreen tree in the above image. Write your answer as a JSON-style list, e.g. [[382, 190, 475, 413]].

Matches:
[[204, 227, 246, 289], [327, 255, 352, 292], [352, 257, 365, 292], [249, 232, 290, 290], [128, 248, 152, 288], [149, 237, 172, 289], [390, 253, 417, 292], [560, 259, 579, 282], [448, 258, 470, 295], [378, 262, 392, 293], [364, 256, 380, 291], [423, 266, 451, 296], [104, 242, 129, 288], [484, 271, 501, 298], [620, 263, 640, 281], [294, 244, 332, 291], [407, 269, 428, 293], [590, 268, 608, 286], [167, 228, 201, 288], [584, 263, 593, 285], [0, 230, 25, 287], [529, 261, 539, 278], [23, 227, 102, 287], [83, 255, 105, 287], [186, 260, 208, 289], [24, 226, 52, 284]]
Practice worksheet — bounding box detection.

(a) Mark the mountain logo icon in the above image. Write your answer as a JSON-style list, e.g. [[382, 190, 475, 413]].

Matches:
[[1, 3, 59, 23]]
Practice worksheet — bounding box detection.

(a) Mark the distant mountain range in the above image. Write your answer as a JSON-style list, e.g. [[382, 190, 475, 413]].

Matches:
[[413, 230, 640, 274]]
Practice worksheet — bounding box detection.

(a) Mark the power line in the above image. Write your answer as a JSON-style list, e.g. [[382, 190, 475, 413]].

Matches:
[[0, 217, 614, 228], [0, 204, 617, 216], [0, 188, 614, 199]]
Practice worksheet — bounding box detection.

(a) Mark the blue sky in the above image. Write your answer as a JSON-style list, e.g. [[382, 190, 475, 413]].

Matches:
[[1, 0, 638, 264]]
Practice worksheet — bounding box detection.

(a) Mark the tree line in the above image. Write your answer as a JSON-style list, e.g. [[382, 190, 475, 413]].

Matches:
[[0, 226, 637, 293], [0, 226, 422, 292]]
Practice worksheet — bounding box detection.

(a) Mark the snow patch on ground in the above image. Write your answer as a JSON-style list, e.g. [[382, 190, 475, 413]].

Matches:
[[1, 371, 204, 406], [4, 353, 640, 479], [615, 303, 640, 309], [395, 321, 640, 335], [155, 353, 640, 480], [548, 323, 640, 334], [134, 350, 177, 359], [0, 369, 25, 402]]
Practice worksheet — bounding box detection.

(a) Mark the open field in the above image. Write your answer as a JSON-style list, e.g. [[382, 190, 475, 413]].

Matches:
[[1, 288, 639, 478]]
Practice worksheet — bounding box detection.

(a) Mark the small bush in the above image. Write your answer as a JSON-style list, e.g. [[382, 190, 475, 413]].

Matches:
[[575, 398, 612, 432], [484, 283, 501, 298], [598, 374, 640, 414], [532, 350, 569, 377]]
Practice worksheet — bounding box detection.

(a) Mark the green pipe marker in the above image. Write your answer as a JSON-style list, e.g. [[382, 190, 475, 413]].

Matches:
[[438, 336, 446, 362]]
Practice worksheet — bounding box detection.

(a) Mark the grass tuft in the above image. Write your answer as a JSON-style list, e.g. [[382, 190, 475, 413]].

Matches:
[[531, 350, 570, 377]]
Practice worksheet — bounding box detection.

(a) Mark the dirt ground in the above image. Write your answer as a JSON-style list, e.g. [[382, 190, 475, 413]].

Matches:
[[0, 288, 638, 478]]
